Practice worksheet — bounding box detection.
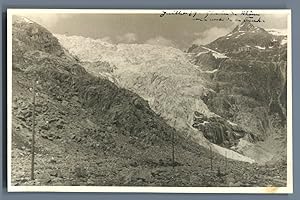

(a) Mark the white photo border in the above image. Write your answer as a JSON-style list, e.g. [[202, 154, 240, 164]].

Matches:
[[6, 8, 293, 193]]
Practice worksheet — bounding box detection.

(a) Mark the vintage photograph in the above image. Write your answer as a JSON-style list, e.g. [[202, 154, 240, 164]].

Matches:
[[7, 9, 292, 193]]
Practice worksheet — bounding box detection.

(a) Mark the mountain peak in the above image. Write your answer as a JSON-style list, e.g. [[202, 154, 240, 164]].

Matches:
[[232, 21, 264, 33]]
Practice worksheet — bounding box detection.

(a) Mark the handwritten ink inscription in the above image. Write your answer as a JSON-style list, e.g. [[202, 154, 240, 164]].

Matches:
[[159, 10, 265, 23]]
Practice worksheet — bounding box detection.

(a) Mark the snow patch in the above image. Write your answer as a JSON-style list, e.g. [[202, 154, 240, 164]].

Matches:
[[199, 121, 209, 125], [227, 120, 237, 126], [235, 32, 245, 39], [255, 46, 266, 50], [202, 69, 218, 74], [201, 46, 228, 59], [212, 144, 255, 163], [212, 52, 228, 59], [21, 16, 34, 24], [281, 38, 287, 45], [196, 51, 209, 57], [266, 28, 288, 36]]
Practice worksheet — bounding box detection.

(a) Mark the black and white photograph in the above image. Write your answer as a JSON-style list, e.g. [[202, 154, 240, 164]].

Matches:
[[7, 9, 292, 193]]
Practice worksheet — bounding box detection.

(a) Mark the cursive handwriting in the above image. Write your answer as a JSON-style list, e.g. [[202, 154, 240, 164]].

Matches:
[[159, 10, 265, 23], [160, 11, 197, 18]]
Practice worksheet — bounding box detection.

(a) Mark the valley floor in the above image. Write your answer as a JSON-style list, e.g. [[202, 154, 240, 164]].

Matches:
[[11, 136, 287, 187]]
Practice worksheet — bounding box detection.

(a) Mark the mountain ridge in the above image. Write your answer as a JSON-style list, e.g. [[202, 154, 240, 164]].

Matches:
[[231, 21, 268, 34]]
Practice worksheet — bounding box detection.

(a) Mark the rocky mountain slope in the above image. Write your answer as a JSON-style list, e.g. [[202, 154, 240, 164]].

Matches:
[[56, 21, 287, 165], [187, 21, 287, 163], [11, 15, 289, 187], [55, 34, 221, 153], [56, 34, 263, 163]]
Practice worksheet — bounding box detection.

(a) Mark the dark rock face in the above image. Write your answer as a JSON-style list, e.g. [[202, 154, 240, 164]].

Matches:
[[188, 22, 287, 153], [188, 46, 226, 71], [231, 21, 266, 33], [205, 22, 283, 54], [192, 111, 258, 148]]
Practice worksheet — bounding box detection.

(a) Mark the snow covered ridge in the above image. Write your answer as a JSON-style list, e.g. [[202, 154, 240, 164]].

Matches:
[[255, 46, 266, 50], [212, 52, 227, 59], [266, 29, 288, 36], [201, 46, 228, 59]]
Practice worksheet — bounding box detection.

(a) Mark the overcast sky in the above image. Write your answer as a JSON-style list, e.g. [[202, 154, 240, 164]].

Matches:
[[19, 12, 288, 49]]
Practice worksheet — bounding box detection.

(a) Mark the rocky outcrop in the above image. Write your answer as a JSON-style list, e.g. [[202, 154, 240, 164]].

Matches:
[[187, 22, 287, 163], [204, 21, 285, 54], [192, 111, 258, 148]]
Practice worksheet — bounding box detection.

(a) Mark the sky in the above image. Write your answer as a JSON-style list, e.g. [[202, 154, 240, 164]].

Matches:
[[19, 11, 289, 50]]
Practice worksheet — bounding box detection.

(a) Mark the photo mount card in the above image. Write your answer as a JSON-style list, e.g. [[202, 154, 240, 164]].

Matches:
[[7, 9, 292, 193]]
